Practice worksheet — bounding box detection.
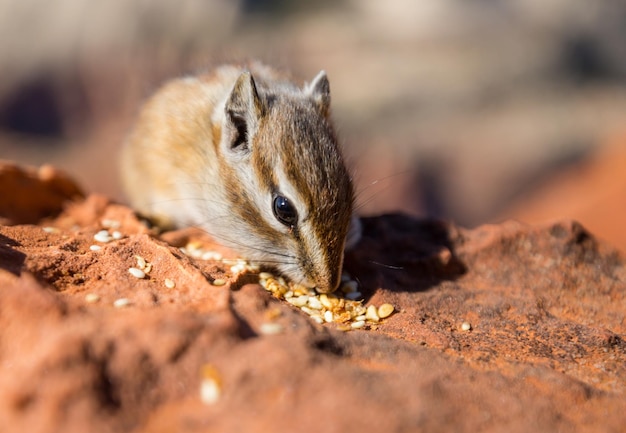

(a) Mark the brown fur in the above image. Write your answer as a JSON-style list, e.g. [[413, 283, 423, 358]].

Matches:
[[120, 63, 355, 293]]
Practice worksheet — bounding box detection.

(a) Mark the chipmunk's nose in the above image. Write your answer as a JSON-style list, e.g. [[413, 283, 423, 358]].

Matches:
[[313, 266, 341, 294]]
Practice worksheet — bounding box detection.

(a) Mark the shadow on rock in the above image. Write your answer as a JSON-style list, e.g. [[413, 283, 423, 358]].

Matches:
[[344, 213, 466, 295]]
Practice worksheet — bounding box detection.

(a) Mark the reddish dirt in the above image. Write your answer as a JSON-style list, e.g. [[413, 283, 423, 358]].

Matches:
[[0, 161, 625, 433]]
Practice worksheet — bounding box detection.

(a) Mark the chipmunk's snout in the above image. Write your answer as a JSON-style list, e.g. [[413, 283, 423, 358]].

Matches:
[[313, 269, 342, 294]]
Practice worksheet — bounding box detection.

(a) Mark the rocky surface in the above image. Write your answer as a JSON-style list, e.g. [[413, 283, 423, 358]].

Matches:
[[0, 161, 625, 433], [503, 132, 626, 254]]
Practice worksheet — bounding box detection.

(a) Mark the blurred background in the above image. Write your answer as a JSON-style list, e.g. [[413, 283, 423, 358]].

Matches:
[[1, 0, 625, 251]]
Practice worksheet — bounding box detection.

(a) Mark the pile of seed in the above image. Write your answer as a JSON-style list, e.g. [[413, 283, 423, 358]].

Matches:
[[258, 272, 394, 330], [179, 242, 395, 330]]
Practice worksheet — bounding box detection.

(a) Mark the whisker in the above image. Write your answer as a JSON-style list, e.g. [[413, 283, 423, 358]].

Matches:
[[368, 260, 404, 270], [353, 169, 414, 213]]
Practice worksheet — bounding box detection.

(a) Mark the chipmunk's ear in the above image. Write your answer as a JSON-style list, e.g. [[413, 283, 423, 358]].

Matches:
[[306, 70, 330, 117], [224, 71, 265, 153]]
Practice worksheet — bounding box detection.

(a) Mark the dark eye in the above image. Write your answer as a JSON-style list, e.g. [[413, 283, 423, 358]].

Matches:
[[272, 194, 298, 227]]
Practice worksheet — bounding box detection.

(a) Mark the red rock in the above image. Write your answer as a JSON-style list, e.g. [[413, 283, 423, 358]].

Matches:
[[502, 132, 626, 253], [0, 162, 624, 432], [0, 161, 84, 225]]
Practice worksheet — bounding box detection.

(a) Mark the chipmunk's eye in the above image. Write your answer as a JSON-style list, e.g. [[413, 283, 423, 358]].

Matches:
[[272, 194, 298, 228]]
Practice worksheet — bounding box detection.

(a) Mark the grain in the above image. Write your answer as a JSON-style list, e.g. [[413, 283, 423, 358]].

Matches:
[[164, 278, 176, 289], [200, 365, 221, 405], [212, 278, 226, 286], [378, 303, 395, 319], [259, 322, 284, 335], [128, 267, 146, 279], [85, 293, 100, 303], [113, 298, 131, 308], [365, 305, 380, 322], [93, 230, 113, 243], [135, 255, 146, 269], [258, 270, 395, 330]]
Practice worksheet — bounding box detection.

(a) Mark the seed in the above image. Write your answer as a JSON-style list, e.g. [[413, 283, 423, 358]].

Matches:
[[311, 315, 324, 324], [259, 272, 273, 280], [200, 365, 221, 405], [461, 322, 472, 331], [212, 278, 227, 286], [93, 230, 112, 243], [230, 264, 245, 274], [164, 278, 176, 289], [89, 245, 102, 251], [43, 226, 58, 233], [101, 219, 120, 229], [300, 306, 315, 316], [259, 322, 284, 335], [355, 314, 366, 321], [135, 255, 146, 269], [319, 294, 332, 309], [287, 295, 309, 307], [111, 231, 123, 240], [351, 320, 366, 329], [324, 310, 334, 323], [128, 267, 146, 279], [143, 263, 152, 274], [113, 298, 131, 308], [307, 297, 323, 310], [201, 251, 223, 261], [85, 293, 100, 303], [365, 305, 380, 322], [378, 303, 395, 319], [246, 263, 260, 272], [336, 324, 352, 332]]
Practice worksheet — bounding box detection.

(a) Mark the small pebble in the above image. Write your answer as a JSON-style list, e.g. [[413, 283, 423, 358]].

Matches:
[[164, 278, 176, 289], [128, 267, 146, 279], [84, 293, 100, 303], [89, 245, 102, 251], [113, 298, 131, 308], [461, 322, 472, 331], [378, 303, 395, 319], [212, 278, 227, 286]]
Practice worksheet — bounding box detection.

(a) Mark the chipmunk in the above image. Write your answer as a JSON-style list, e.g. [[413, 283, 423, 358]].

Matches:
[[120, 62, 361, 293]]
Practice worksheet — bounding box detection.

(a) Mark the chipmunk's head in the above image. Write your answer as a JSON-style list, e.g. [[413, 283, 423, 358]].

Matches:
[[216, 69, 354, 293]]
